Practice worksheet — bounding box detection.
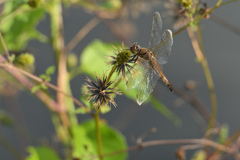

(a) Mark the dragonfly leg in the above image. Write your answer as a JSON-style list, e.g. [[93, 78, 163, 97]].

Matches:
[[130, 54, 138, 63]]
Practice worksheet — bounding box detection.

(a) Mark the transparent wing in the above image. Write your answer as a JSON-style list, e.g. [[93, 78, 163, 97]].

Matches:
[[154, 29, 173, 64], [126, 58, 149, 92], [136, 63, 160, 105], [148, 12, 162, 52]]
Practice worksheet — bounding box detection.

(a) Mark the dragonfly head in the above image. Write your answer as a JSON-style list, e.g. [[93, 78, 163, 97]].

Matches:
[[130, 44, 140, 55]]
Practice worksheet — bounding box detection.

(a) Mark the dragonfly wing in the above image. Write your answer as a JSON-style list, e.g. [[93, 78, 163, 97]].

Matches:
[[126, 58, 149, 92], [154, 29, 173, 64], [148, 12, 163, 51], [136, 65, 160, 105]]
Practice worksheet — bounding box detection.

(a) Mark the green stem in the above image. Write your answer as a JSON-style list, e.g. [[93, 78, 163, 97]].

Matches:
[[94, 64, 118, 160], [0, 32, 11, 63], [195, 25, 217, 130], [106, 63, 118, 84], [187, 27, 217, 131], [220, 0, 239, 6], [94, 109, 103, 160], [202, 61, 217, 129]]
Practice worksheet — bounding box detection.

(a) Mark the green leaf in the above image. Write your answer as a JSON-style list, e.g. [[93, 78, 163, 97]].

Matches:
[[79, 119, 127, 160], [39, 74, 51, 82], [150, 96, 182, 127], [31, 85, 41, 93], [39, 74, 46, 79], [26, 146, 61, 160], [71, 124, 97, 159], [10, 54, 16, 62], [0, 2, 46, 51], [46, 66, 55, 76], [40, 83, 48, 90], [79, 39, 118, 75]]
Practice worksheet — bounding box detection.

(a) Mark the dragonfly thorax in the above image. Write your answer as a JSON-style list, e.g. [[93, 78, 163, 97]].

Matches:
[[137, 48, 154, 61]]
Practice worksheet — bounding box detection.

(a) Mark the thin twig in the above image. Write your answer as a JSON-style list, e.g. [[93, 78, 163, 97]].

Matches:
[[0, 55, 62, 113], [212, 129, 240, 158], [90, 138, 237, 159], [0, 32, 12, 64], [210, 14, 240, 37], [171, 83, 219, 127], [0, 60, 93, 116], [220, 0, 240, 6], [65, 17, 100, 53], [98, 17, 132, 46], [136, 128, 157, 144]]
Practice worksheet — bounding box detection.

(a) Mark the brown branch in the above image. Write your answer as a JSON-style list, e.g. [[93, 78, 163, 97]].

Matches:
[[49, 2, 69, 127], [0, 32, 12, 64], [96, 14, 131, 46], [187, 27, 217, 130], [0, 56, 93, 116], [0, 55, 61, 113], [65, 17, 100, 53], [210, 14, 240, 37], [171, 83, 219, 127], [91, 138, 238, 159], [212, 129, 240, 158]]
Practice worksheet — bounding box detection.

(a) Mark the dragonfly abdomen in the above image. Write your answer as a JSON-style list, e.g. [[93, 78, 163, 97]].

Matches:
[[153, 63, 174, 92]]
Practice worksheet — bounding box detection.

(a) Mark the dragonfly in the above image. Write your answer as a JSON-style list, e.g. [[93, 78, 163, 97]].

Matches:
[[126, 12, 173, 105]]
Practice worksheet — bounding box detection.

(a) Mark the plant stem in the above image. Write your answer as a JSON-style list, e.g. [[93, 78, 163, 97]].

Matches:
[[95, 109, 103, 160], [96, 138, 237, 159], [0, 32, 12, 64], [49, 0, 70, 128], [94, 64, 118, 160], [212, 128, 240, 157], [0, 61, 93, 115], [65, 17, 100, 53], [187, 27, 217, 130], [106, 63, 118, 84]]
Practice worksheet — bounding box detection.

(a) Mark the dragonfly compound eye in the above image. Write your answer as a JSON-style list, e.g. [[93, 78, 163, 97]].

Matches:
[[130, 44, 140, 54]]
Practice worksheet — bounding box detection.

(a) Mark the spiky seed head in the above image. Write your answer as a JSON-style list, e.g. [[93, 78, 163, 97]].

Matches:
[[116, 50, 132, 64], [108, 43, 136, 81], [83, 75, 121, 109]]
